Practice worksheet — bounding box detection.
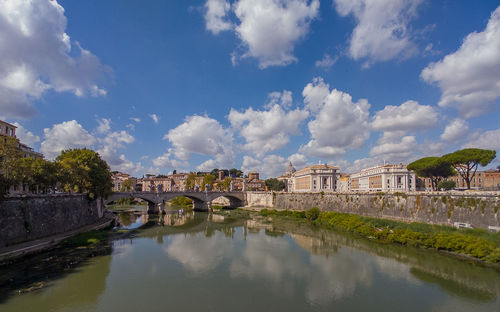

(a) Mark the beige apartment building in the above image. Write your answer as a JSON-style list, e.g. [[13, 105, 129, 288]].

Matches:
[[292, 164, 340, 192], [349, 164, 416, 192], [420, 169, 500, 191], [111, 172, 137, 192], [0, 119, 43, 159]]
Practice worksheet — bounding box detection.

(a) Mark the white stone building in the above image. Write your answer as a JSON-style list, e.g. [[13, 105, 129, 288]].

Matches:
[[292, 164, 340, 192], [349, 164, 416, 192]]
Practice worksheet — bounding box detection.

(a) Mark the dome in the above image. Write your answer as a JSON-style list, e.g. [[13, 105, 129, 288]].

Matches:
[[286, 161, 296, 175]]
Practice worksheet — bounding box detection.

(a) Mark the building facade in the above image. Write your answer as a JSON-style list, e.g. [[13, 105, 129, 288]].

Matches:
[[111, 172, 137, 192], [0, 120, 43, 159], [349, 164, 416, 192], [292, 164, 339, 192], [420, 170, 500, 191]]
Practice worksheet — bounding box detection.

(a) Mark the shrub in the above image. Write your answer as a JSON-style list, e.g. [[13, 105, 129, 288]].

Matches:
[[305, 207, 320, 221], [437, 180, 456, 190]]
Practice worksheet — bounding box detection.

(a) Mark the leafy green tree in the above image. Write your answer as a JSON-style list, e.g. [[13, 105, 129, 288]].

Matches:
[[407, 157, 455, 191], [265, 178, 286, 191], [56, 148, 112, 198], [210, 168, 219, 177], [222, 177, 232, 191], [185, 172, 197, 190], [0, 136, 23, 185], [229, 168, 243, 177], [442, 148, 496, 190], [437, 180, 456, 191], [201, 174, 216, 191], [120, 178, 132, 192], [32, 158, 59, 193]]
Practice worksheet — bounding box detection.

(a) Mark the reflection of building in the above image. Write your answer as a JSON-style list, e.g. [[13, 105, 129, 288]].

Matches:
[[0, 119, 43, 159], [350, 164, 416, 192], [292, 163, 340, 192], [290, 233, 339, 256]]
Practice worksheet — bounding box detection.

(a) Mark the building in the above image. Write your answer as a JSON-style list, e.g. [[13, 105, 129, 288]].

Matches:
[[420, 169, 500, 191], [349, 164, 416, 192], [111, 172, 137, 192], [277, 161, 296, 192], [246, 171, 266, 191], [337, 174, 350, 192], [292, 163, 340, 192], [0, 119, 43, 159]]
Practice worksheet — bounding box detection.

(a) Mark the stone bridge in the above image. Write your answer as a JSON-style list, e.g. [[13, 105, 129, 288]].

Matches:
[[105, 191, 246, 213]]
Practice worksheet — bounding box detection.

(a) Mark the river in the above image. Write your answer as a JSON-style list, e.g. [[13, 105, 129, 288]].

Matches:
[[1, 208, 499, 311]]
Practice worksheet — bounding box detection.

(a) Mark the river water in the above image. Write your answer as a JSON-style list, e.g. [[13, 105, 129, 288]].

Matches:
[[1, 208, 500, 311]]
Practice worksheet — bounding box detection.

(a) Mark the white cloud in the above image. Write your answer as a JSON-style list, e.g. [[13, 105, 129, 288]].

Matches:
[[196, 159, 217, 172], [370, 135, 417, 160], [149, 114, 160, 124], [206, 0, 320, 68], [152, 151, 189, 170], [0, 0, 108, 118], [130, 117, 141, 123], [205, 0, 232, 34], [265, 90, 293, 109], [40, 120, 96, 159], [300, 77, 371, 159], [164, 115, 235, 168], [463, 128, 500, 151], [241, 154, 289, 178], [421, 6, 500, 118], [13, 122, 40, 147], [315, 53, 338, 69], [440, 119, 469, 143], [96, 118, 111, 134], [334, 0, 423, 66], [229, 102, 308, 157], [288, 153, 307, 169], [371, 100, 438, 132]]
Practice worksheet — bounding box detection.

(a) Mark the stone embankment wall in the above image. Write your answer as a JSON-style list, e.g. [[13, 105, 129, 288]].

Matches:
[[0, 194, 105, 248], [246, 191, 500, 229], [246, 191, 274, 207]]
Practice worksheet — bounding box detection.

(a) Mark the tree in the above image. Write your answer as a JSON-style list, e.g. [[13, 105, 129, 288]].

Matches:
[[229, 168, 243, 178], [442, 148, 496, 190], [120, 179, 132, 192], [0, 136, 23, 186], [407, 157, 455, 191], [437, 180, 456, 191], [265, 178, 286, 191], [56, 148, 113, 198], [222, 177, 232, 191], [210, 168, 219, 177], [31, 159, 59, 193], [185, 172, 197, 190], [201, 174, 216, 191]]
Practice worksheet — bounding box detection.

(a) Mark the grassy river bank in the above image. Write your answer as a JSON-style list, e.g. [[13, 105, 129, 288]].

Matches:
[[256, 208, 500, 266]]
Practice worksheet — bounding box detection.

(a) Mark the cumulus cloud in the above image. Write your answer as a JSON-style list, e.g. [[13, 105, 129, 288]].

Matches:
[[96, 118, 111, 134], [315, 53, 338, 70], [463, 128, 500, 151], [370, 135, 417, 160], [371, 100, 438, 132], [440, 119, 469, 143], [205, 0, 232, 34], [205, 0, 319, 68], [421, 6, 500, 118], [300, 77, 371, 159], [288, 153, 307, 169], [40, 120, 97, 159], [229, 98, 308, 157], [334, 0, 423, 67], [13, 122, 40, 147], [265, 90, 293, 109], [152, 151, 189, 170], [0, 0, 108, 118], [39, 119, 145, 175], [149, 114, 160, 124], [241, 154, 289, 178], [164, 115, 235, 168]]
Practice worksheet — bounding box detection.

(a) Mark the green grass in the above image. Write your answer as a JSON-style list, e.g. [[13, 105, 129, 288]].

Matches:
[[259, 208, 500, 264]]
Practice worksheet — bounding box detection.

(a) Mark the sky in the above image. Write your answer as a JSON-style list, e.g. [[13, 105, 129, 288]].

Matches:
[[1, 0, 500, 178]]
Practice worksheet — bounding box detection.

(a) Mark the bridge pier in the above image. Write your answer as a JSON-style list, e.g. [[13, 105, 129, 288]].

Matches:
[[147, 202, 157, 214], [192, 200, 212, 212]]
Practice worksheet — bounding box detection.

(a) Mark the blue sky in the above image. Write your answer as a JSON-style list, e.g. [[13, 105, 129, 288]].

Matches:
[[1, 0, 499, 178]]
